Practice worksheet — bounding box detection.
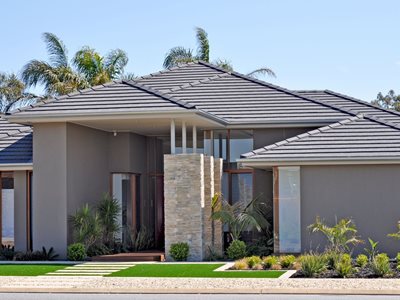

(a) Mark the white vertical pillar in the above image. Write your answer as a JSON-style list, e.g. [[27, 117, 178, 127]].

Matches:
[[170, 119, 176, 154], [192, 125, 197, 153], [182, 121, 187, 154]]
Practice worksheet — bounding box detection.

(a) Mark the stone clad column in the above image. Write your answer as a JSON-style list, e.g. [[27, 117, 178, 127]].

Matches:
[[164, 154, 205, 261], [164, 154, 224, 261]]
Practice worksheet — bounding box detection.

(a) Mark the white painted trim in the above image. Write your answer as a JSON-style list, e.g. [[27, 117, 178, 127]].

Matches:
[[170, 119, 175, 154], [182, 121, 187, 154], [0, 164, 32, 171], [192, 125, 197, 153], [239, 158, 400, 168], [278, 270, 297, 279]]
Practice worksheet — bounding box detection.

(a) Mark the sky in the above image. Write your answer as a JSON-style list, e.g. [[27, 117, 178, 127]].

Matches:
[[1, 0, 399, 101]]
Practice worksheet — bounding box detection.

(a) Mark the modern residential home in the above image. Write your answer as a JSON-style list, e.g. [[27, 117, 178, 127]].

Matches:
[[3, 61, 400, 259]]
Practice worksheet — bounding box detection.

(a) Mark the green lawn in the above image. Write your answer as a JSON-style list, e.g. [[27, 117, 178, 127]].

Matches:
[[107, 263, 284, 278], [0, 264, 68, 276]]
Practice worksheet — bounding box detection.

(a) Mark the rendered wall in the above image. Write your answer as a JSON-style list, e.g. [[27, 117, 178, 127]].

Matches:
[[32, 123, 68, 257], [301, 165, 400, 256], [13, 170, 28, 252]]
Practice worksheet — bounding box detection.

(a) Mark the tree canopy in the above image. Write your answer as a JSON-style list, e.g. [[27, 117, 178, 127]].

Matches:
[[371, 90, 400, 111]]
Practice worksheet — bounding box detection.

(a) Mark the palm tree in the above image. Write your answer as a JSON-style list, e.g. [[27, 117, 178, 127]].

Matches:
[[21, 33, 131, 97], [0, 72, 37, 112], [163, 27, 276, 78], [21, 33, 88, 96], [72, 47, 129, 86]]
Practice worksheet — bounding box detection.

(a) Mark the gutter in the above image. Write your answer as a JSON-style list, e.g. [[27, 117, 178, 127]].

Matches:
[[0, 163, 33, 171], [239, 158, 400, 168]]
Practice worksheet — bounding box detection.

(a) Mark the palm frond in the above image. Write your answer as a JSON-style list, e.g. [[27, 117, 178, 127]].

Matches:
[[163, 46, 194, 68], [42, 32, 69, 68], [213, 59, 234, 72], [247, 67, 276, 79], [195, 27, 209, 62], [121, 72, 136, 81], [21, 60, 54, 88], [104, 49, 129, 79], [73, 46, 101, 81]]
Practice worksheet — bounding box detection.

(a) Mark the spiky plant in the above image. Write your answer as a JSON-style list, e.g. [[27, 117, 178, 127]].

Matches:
[[97, 193, 121, 246]]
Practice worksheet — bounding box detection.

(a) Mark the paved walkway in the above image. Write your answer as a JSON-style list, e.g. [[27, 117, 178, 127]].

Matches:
[[44, 262, 136, 276], [1, 276, 400, 295]]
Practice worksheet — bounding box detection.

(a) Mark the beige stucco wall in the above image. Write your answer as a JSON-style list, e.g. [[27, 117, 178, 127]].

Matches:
[[301, 165, 400, 256], [32, 123, 68, 257], [32, 122, 156, 258], [13, 170, 28, 252]]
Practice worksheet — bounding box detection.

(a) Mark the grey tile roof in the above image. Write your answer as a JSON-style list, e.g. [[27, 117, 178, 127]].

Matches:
[[242, 114, 400, 162], [296, 90, 400, 124], [0, 117, 32, 164], [162, 63, 352, 124], [10, 81, 193, 116], [9, 61, 354, 125]]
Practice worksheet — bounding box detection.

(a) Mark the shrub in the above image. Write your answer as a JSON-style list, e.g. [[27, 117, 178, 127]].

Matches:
[[169, 242, 189, 261], [364, 238, 379, 260], [323, 250, 340, 269], [308, 216, 363, 253], [279, 255, 296, 269], [371, 253, 391, 277], [396, 252, 400, 263], [0, 245, 14, 260], [253, 264, 264, 270], [67, 243, 87, 261], [232, 258, 248, 270], [336, 254, 353, 278], [300, 254, 326, 277], [97, 193, 121, 246], [271, 264, 282, 270], [246, 236, 273, 257], [14, 246, 58, 261], [245, 256, 262, 269], [262, 256, 279, 268], [226, 240, 247, 260], [356, 254, 368, 268]]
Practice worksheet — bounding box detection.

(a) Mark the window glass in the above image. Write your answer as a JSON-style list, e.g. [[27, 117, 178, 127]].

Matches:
[[229, 130, 253, 166], [277, 167, 301, 253], [1, 173, 14, 247], [231, 173, 253, 205]]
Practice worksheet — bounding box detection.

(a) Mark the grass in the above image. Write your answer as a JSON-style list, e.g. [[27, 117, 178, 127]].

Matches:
[[0, 264, 68, 276], [107, 263, 284, 278]]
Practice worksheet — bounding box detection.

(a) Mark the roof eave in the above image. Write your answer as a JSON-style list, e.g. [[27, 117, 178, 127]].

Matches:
[[238, 157, 400, 168], [0, 163, 33, 171]]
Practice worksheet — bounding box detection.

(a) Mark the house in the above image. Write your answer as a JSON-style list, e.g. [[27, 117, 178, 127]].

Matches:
[[2, 61, 400, 260]]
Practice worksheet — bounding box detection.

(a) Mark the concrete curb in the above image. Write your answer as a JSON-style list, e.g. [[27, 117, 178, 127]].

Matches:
[[0, 287, 399, 295]]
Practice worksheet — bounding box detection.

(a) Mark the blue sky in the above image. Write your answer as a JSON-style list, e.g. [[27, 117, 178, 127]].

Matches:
[[1, 0, 399, 101]]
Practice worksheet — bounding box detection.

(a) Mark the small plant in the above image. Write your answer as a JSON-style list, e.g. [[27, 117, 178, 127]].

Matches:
[[396, 252, 400, 263], [253, 264, 264, 270], [245, 256, 262, 269], [308, 216, 363, 253], [169, 242, 189, 261], [356, 254, 368, 268], [299, 254, 326, 277], [97, 193, 121, 246], [262, 255, 279, 268], [0, 245, 14, 260], [371, 253, 391, 277], [232, 258, 248, 270], [323, 250, 340, 269], [335, 254, 353, 278], [40, 247, 59, 261], [67, 243, 87, 261], [364, 238, 379, 261], [279, 255, 296, 269], [388, 221, 400, 240], [226, 240, 247, 260], [271, 264, 282, 270]]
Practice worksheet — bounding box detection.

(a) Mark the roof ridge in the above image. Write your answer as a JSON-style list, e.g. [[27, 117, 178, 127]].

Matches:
[[165, 73, 231, 93], [324, 89, 400, 118], [134, 61, 200, 81], [197, 61, 358, 118], [121, 80, 195, 109]]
